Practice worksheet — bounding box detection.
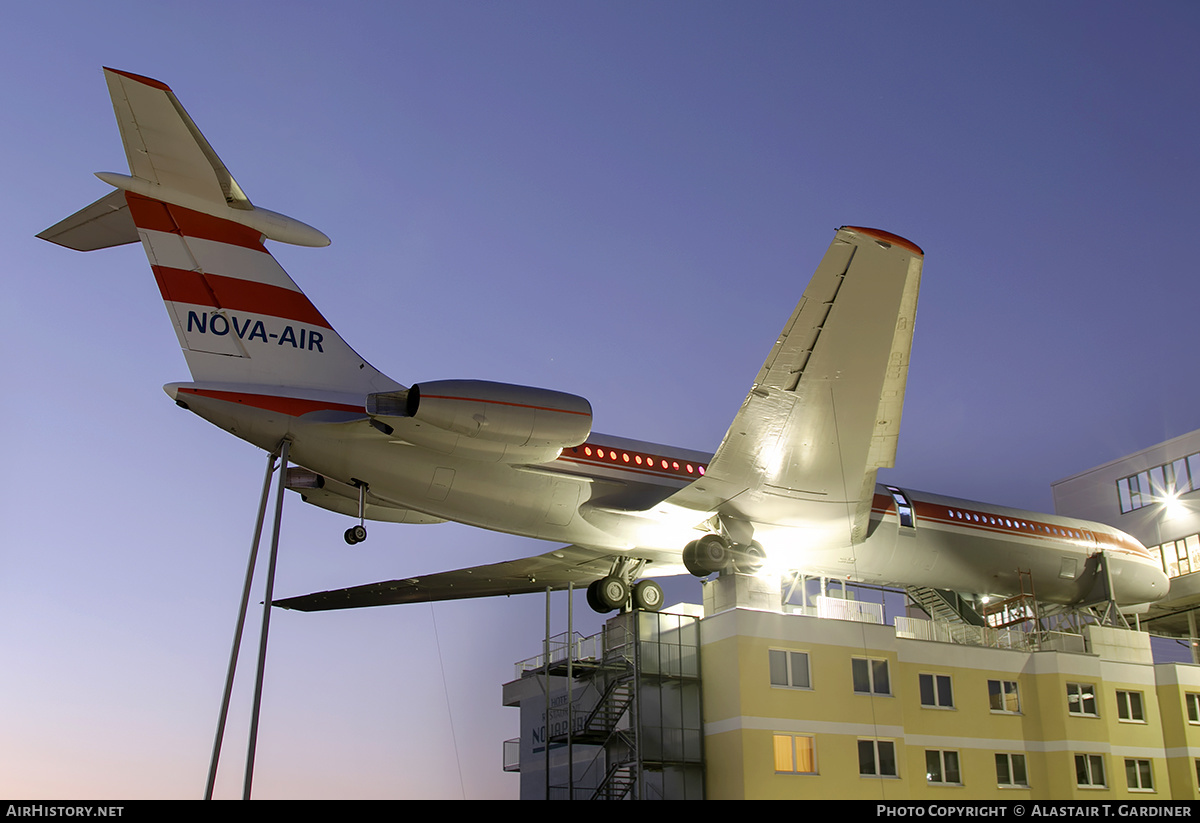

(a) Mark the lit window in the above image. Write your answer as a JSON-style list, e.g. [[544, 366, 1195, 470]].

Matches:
[[769, 649, 811, 689], [852, 658, 891, 696], [859, 739, 898, 778], [1075, 754, 1106, 788], [988, 679, 1020, 713], [1187, 693, 1200, 724], [1125, 759, 1154, 792], [1068, 683, 1099, 717], [773, 733, 816, 774], [920, 673, 954, 709], [996, 753, 1028, 788], [1116, 690, 1145, 723], [926, 750, 961, 785]]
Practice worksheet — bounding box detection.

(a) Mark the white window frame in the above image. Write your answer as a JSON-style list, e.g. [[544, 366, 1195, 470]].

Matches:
[[919, 672, 954, 709], [1075, 753, 1107, 788], [852, 657, 891, 696], [1187, 693, 1200, 724], [773, 733, 817, 775], [988, 679, 1021, 714], [995, 752, 1029, 788], [1125, 758, 1154, 792], [769, 649, 811, 690], [1116, 689, 1145, 723], [858, 738, 898, 778], [925, 749, 962, 785], [1067, 682, 1099, 717]]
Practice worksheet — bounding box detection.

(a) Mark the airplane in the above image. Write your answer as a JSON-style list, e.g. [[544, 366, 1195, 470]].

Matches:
[[40, 68, 1170, 618]]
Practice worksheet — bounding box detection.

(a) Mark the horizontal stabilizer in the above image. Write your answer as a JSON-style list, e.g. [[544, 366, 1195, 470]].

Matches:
[[36, 189, 138, 250], [274, 544, 617, 611]]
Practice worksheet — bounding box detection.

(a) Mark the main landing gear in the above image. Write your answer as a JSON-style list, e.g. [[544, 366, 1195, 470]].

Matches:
[[682, 534, 765, 577], [585, 558, 664, 614], [344, 480, 369, 545]]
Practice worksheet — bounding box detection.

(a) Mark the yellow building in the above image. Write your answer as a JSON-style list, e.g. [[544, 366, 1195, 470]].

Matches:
[[503, 573, 1200, 799], [700, 574, 1198, 800]]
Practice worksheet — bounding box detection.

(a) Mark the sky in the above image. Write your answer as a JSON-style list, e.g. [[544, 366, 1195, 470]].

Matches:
[[2, 0, 1199, 801]]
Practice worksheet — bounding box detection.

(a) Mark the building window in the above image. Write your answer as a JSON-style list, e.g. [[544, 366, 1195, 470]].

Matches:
[[920, 673, 954, 708], [988, 679, 1020, 713], [859, 739, 898, 778], [1125, 759, 1154, 792], [926, 750, 961, 785], [1187, 693, 1200, 724], [773, 733, 816, 774], [996, 753, 1028, 788], [852, 658, 891, 695], [769, 649, 811, 689], [1067, 683, 1099, 717], [1075, 754, 1106, 788], [1116, 453, 1199, 514], [1116, 690, 1145, 722]]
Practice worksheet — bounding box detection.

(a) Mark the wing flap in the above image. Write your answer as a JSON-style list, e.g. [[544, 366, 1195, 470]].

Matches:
[[273, 545, 616, 611]]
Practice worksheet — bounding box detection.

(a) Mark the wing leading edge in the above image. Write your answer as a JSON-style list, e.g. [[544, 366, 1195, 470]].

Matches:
[[663, 226, 923, 545]]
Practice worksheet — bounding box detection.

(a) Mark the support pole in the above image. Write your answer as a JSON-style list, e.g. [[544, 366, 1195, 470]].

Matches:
[[243, 438, 291, 800], [205, 449, 278, 800], [544, 585, 551, 800]]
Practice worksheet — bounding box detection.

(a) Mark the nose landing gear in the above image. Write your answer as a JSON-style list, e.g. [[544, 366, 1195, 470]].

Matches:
[[344, 480, 369, 545]]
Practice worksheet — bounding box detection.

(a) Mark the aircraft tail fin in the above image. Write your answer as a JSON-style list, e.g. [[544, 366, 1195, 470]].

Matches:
[[39, 69, 398, 397]]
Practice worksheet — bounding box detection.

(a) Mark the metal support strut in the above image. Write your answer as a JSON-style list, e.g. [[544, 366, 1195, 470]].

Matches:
[[203, 439, 291, 800]]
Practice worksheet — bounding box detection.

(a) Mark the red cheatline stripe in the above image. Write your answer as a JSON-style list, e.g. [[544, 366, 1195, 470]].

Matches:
[[125, 193, 266, 251], [153, 266, 331, 328], [178, 388, 361, 417], [420, 393, 591, 416], [843, 226, 924, 257], [105, 67, 173, 92]]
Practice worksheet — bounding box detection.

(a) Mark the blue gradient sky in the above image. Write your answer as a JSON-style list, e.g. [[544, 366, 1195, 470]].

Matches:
[[3, 1, 1198, 800]]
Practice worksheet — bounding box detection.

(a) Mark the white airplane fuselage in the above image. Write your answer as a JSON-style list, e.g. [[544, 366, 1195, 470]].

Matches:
[[171, 381, 1167, 607]]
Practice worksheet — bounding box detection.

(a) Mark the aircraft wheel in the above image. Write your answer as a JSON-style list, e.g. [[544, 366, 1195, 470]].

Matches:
[[586, 579, 612, 614], [633, 580, 664, 612], [735, 541, 766, 574], [695, 534, 729, 573], [351, 525, 368, 543], [682, 540, 706, 577], [344, 528, 360, 545], [596, 575, 629, 612]]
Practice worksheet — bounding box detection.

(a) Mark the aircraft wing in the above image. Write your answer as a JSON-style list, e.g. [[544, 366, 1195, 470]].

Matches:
[[664, 226, 923, 545], [273, 544, 618, 611]]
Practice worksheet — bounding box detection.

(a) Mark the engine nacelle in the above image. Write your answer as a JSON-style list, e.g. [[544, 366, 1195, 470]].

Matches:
[[367, 380, 592, 463]]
